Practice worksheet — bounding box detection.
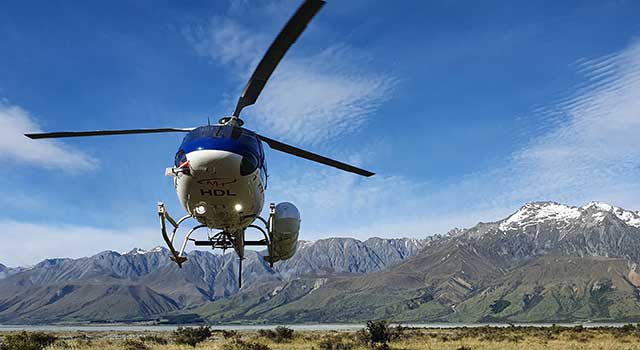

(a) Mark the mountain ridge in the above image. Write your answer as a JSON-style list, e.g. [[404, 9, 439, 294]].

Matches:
[[0, 236, 427, 323], [194, 200, 640, 324], [1, 201, 639, 324]]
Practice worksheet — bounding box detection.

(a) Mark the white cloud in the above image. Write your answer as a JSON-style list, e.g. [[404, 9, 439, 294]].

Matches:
[[185, 16, 395, 145], [0, 220, 160, 267], [0, 102, 97, 172]]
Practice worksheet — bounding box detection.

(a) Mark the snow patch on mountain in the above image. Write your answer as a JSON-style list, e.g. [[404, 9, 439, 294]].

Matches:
[[297, 240, 315, 250], [582, 201, 640, 228], [121, 248, 148, 255], [499, 201, 640, 231], [499, 202, 581, 231], [120, 247, 166, 255], [591, 212, 607, 222]]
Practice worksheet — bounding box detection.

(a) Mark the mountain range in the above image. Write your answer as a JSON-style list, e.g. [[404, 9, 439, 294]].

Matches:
[[1, 201, 639, 324], [0, 237, 425, 323]]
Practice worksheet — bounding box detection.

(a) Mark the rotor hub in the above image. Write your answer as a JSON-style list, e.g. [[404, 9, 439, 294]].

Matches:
[[219, 116, 244, 127]]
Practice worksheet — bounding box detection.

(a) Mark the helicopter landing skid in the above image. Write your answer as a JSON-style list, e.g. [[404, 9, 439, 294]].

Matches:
[[157, 202, 276, 287], [157, 202, 197, 267]]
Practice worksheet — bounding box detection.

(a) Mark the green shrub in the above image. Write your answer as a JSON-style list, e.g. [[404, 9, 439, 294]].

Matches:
[[223, 330, 239, 339], [0, 332, 57, 350], [369, 320, 391, 344], [257, 326, 294, 343], [274, 326, 294, 342], [139, 335, 168, 345], [123, 339, 148, 350], [172, 326, 212, 347], [357, 321, 407, 349]]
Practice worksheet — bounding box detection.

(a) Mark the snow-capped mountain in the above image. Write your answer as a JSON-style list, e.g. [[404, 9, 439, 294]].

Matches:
[[456, 201, 640, 265], [499, 201, 640, 231]]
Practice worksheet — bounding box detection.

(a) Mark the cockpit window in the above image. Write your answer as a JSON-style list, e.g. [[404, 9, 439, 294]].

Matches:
[[240, 153, 259, 176], [175, 150, 186, 166]]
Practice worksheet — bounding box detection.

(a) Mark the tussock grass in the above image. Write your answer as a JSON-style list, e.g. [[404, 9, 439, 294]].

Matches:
[[0, 325, 638, 350]]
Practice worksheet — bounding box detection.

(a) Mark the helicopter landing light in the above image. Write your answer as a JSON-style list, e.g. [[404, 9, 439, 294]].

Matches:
[[195, 205, 207, 215]]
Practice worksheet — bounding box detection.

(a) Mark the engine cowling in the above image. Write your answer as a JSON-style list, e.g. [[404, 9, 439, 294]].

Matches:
[[268, 202, 300, 263]]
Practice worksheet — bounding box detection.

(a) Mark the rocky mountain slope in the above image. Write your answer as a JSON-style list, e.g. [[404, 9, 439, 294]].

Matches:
[[194, 201, 640, 324], [452, 256, 640, 323], [0, 264, 23, 280], [0, 237, 425, 323], [0, 264, 8, 279]]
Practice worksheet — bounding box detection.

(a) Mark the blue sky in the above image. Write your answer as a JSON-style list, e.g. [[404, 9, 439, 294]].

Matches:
[[1, 0, 639, 266]]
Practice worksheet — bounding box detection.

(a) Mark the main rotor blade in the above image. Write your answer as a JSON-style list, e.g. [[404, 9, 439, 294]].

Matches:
[[25, 128, 193, 139], [258, 134, 374, 177], [232, 0, 325, 117]]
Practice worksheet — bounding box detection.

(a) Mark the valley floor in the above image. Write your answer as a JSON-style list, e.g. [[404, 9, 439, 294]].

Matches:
[[1, 325, 640, 350]]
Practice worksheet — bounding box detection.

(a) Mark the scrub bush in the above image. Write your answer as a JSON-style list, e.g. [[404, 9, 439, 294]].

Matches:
[[0, 332, 56, 350], [171, 326, 212, 347]]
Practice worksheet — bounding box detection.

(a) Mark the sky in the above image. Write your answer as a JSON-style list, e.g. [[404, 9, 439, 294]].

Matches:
[[1, 0, 639, 266]]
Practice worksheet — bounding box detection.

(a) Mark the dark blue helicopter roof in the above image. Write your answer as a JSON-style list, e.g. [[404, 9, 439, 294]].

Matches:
[[175, 125, 266, 177]]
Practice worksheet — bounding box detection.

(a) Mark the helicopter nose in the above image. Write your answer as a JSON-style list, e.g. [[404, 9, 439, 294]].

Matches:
[[186, 149, 242, 176]]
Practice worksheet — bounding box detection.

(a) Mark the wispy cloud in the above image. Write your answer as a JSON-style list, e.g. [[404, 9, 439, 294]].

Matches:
[[268, 39, 640, 239], [505, 40, 640, 207], [0, 102, 97, 172], [185, 14, 395, 145]]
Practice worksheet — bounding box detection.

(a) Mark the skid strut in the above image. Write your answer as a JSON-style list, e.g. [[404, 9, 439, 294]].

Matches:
[[157, 202, 277, 288], [158, 202, 198, 267]]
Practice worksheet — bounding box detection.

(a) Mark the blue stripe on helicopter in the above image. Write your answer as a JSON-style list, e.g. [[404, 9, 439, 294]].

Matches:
[[176, 133, 264, 168], [181, 137, 252, 156]]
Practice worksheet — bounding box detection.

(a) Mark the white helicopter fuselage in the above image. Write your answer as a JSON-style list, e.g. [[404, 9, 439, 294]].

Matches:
[[174, 149, 265, 230], [168, 125, 268, 231]]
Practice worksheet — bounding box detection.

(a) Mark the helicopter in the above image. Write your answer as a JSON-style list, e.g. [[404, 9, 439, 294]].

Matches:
[[24, 0, 374, 287]]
